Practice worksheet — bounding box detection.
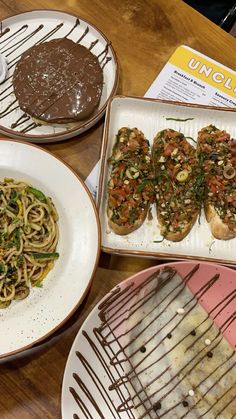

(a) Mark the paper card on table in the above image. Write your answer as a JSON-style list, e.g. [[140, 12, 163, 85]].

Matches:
[[145, 44, 236, 107], [85, 160, 100, 200]]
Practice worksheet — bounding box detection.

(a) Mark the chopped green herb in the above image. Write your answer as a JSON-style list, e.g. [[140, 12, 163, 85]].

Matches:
[[205, 125, 218, 133], [154, 237, 165, 243], [209, 241, 215, 254], [206, 137, 214, 144], [137, 179, 151, 192], [165, 117, 194, 122], [7, 228, 21, 250], [0, 263, 5, 274], [10, 190, 20, 202], [35, 282, 43, 288], [129, 208, 137, 224], [16, 255, 24, 267], [12, 217, 19, 224], [26, 186, 46, 202], [31, 252, 59, 260], [198, 211, 202, 225]]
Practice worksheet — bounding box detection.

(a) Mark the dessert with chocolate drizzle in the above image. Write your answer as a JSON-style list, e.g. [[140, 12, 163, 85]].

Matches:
[[12, 38, 103, 124]]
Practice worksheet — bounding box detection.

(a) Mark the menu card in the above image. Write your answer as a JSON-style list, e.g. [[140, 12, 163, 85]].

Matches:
[[145, 45, 236, 106], [85, 44, 236, 198]]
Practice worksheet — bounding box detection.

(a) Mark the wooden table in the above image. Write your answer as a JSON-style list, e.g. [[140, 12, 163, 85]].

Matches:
[[0, 1, 236, 418]]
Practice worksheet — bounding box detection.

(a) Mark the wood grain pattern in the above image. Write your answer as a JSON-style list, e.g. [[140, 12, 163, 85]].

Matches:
[[0, 0, 236, 418]]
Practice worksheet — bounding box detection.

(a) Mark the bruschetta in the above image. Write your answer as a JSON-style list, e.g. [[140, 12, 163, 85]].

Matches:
[[197, 125, 236, 240], [152, 129, 202, 241], [107, 127, 155, 235]]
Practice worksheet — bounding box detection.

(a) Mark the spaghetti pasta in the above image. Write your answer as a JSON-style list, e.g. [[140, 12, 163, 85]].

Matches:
[[0, 178, 59, 308]]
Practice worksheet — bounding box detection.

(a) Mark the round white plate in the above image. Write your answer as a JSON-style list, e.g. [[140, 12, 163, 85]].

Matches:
[[61, 261, 236, 418], [0, 10, 118, 143], [0, 139, 100, 360]]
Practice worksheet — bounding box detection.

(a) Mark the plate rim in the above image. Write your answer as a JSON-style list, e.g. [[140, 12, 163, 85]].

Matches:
[[61, 259, 236, 418], [97, 94, 236, 265], [0, 8, 119, 142], [0, 137, 101, 360]]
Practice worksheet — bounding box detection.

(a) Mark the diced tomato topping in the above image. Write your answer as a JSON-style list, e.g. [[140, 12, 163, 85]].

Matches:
[[171, 220, 179, 228], [128, 198, 137, 207], [231, 157, 236, 167], [163, 144, 174, 156], [108, 196, 118, 207], [207, 177, 226, 193], [227, 196, 234, 203], [110, 188, 126, 198], [216, 133, 230, 142]]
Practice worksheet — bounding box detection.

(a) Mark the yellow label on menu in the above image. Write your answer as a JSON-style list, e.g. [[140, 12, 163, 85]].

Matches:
[[169, 45, 236, 99]]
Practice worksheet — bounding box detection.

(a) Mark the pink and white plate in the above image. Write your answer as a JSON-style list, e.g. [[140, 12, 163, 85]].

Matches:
[[61, 261, 236, 418]]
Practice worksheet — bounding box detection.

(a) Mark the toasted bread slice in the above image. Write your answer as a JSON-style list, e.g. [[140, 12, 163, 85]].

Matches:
[[205, 203, 236, 240], [153, 129, 202, 242], [107, 128, 155, 235], [158, 211, 199, 242], [197, 125, 236, 240], [107, 205, 149, 235]]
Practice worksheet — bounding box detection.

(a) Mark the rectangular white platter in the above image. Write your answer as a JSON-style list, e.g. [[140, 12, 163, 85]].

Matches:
[[97, 95, 236, 265]]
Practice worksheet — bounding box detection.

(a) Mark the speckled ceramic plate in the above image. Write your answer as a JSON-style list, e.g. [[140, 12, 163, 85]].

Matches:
[[61, 261, 236, 419], [0, 10, 118, 143], [98, 95, 236, 265], [0, 139, 100, 360]]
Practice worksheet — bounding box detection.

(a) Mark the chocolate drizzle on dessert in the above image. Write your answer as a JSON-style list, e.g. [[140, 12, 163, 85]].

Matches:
[[64, 18, 80, 38], [76, 26, 89, 44], [68, 265, 236, 418], [5, 24, 65, 74], [11, 113, 30, 129], [153, 401, 162, 411], [0, 24, 27, 44], [0, 86, 14, 102], [0, 22, 10, 39], [0, 98, 18, 117], [20, 122, 40, 133], [0, 16, 113, 133], [3, 24, 44, 56]]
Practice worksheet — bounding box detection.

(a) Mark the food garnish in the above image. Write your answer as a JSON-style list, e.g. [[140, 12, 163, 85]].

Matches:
[[152, 129, 203, 241], [197, 125, 236, 240], [165, 117, 194, 122], [107, 128, 155, 235]]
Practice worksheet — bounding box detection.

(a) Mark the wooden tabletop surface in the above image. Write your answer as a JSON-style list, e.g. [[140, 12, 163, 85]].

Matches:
[[0, 1, 236, 418]]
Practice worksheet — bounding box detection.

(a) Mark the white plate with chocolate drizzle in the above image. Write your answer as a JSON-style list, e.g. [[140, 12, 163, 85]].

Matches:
[[0, 10, 118, 143], [61, 261, 236, 419]]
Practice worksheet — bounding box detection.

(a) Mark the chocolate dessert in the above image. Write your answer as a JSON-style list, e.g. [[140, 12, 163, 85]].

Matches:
[[12, 38, 103, 124], [69, 265, 236, 418]]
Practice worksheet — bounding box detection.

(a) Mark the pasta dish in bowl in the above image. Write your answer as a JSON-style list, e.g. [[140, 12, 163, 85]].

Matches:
[[0, 139, 100, 361]]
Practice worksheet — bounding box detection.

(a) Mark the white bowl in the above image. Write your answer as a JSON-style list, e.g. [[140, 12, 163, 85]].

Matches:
[[0, 139, 100, 361]]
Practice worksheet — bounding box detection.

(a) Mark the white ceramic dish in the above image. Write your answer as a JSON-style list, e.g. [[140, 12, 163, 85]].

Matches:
[[0, 139, 100, 360], [0, 10, 118, 143], [97, 95, 236, 265], [61, 261, 236, 418]]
